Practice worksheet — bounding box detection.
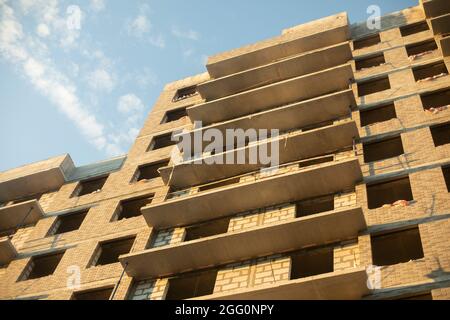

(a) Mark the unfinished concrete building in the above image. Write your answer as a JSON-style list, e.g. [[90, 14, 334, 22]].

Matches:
[[1, 0, 450, 300]]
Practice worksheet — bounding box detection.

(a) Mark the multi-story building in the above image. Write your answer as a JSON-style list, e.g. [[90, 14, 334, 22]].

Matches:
[[1, 0, 450, 300]]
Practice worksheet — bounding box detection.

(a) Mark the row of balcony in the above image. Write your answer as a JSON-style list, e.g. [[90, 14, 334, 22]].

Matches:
[[205, 12, 350, 79], [161, 118, 359, 188], [422, 0, 450, 56], [120, 205, 365, 278], [188, 63, 354, 126], [145, 156, 362, 229]]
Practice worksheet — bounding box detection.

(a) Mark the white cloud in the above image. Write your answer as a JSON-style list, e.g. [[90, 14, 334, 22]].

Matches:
[[172, 26, 200, 41], [18, 0, 82, 48], [182, 48, 195, 58], [125, 5, 166, 48], [117, 94, 144, 114], [0, 1, 121, 156], [87, 68, 116, 92], [90, 0, 106, 12], [36, 23, 50, 37], [149, 34, 165, 48]]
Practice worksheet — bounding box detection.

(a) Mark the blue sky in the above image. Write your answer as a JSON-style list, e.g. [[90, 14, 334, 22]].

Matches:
[[0, 0, 417, 171]]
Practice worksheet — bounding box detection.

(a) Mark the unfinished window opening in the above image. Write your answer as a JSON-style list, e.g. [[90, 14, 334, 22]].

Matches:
[[367, 176, 414, 209], [184, 217, 231, 242], [421, 88, 450, 110], [116, 195, 154, 220], [165, 270, 218, 300], [163, 107, 188, 123], [73, 176, 108, 197], [20, 251, 65, 281], [430, 122, 450, 147], [443, 166, 450, 192], [371, 227, 424, 266], [413, 61, 448, 82], [353, 34, 381, 50], [296, 194, 334, 218], [173, 86, 198, 102], [91, 237, 135, 267], [400, 21, 430, 37], [198, 177, 241, 192], [363, 136, 404, 163], [134, 161, 169, 182], [72, 287, 114, 300], [49, 209, 88, 236], [360, 103, 397, 127], [11, 193, 42, 205], [299, 156, 334, 169], [355, 53, 386, 71], [290, 247, 334, 280], [148, 132, 177, 151], [358, 76, 391, 97], [406, 39, 438, 57]]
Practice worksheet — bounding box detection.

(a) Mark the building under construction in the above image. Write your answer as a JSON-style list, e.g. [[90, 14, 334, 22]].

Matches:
[[1, 0, 450, 300]]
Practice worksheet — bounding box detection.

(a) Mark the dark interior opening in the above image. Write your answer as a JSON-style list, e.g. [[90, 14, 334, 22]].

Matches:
[[22, 251, 65, 281], [406, 39, 438, 56], [367, 176, 414, 209], [400, 292, 433, 300], [421, 88, 450, 110], [94, 237, 135, 266], [149, 133, 177, 151], [299, 156, 334, 169], [76, 176, 108, 197], [173, 86, 198, 102], [353, 33, 381, 50], [164, 107, 188, 123], [443, 166, 450, 192], [413, 61, 448, 82], [117, 195, 154, 220], [363, 136, 404, 163], [51, 210, 88, 235], [371, 227, 424, 266], [400, 21, 430, 37], [290, 247, 334, 280], [360, 103, 397, 127], [198, 177, 241, 192], [72, 287, 114, 300], [11, 193, 42, 205], [184, 217, 231, 242], [430, 122, 450, 147], [358, 76, 391, 97], [165, 270, 218, 300], [296, 194, 335, 218], [355, 53, 386, 71], [136, 161, 169, 181]]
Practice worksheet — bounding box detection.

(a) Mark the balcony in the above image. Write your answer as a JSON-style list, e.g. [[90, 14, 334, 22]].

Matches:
[[120, 206, 365, 278], [0, 200, 43, 232], [441, 35, 450, 56], [187, 63, 354, 125], [198, 42, 352, 101], [0, 154, 74, 203], [178, 89, 355, 154], [0, 237, 17, 266], [144, 158, 362, 228], [160, 119, 359, 188], [422, 0, 450, 19], [430, 13, 450, 35], [197, 267, 368, 300], [206, 12, 349, 78]]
